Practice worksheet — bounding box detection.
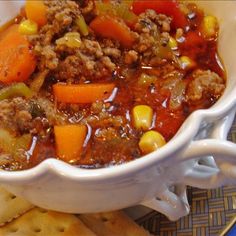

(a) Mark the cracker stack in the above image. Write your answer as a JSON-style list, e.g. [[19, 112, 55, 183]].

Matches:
[[0, 187, 152, 236]]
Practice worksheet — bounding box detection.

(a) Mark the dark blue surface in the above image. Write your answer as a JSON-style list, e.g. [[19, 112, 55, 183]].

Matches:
[[226, 223, 236, 236]]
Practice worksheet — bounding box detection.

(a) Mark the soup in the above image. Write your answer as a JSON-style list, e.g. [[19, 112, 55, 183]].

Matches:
[[0, 0, 225, 170]]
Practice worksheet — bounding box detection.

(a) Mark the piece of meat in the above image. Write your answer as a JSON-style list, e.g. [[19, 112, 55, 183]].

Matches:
[[186, 69, 225, 102], [0, 97, 66, 135], [0, 98, 31, 134], [124, 50, 139, 65], [103, 48, 121, 59]]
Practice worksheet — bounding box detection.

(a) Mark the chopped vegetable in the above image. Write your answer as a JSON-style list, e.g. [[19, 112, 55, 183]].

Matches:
[[30, 70, 49, 92], [90, 15, 135, 47], [96, 1, 138, 26], [13, 134, 32, 158], [200, 15, 218, 39], [156, 44, 173, 59], [115, 2, 138, 26], [132, 0, 188, 29], [0, 24, 36, 84], [76, 16, 89, 36], [139, 130, 166, 154], [18, 19, 38, 35], [96, 1, 113, 14], [54, 125, 87, 163], [180, 56, 196, 70], [169, 80, 186, 110], [138, 73, 157, 86], [168, 36, 178, 50], [0, 129, 14, 153], [56, 32, 81, 48], [0, 83, 33, 101], [53, 83, 115, 104], [29, 101, 45, 118], [132, 105, 153, 130], [25, 0, 47, 27], [0, 129, 32, 157]]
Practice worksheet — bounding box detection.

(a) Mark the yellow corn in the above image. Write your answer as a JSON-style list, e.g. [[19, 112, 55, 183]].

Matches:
[[180, 56, 195, 70], [139, 130, 166, 154], [132, 105, 153, 130], [201, 15, 218, 38], [56, 32, 81, 48], [168, 36, 178, 50], [138, 73, 156, 86], [18, 19, 38, 35]]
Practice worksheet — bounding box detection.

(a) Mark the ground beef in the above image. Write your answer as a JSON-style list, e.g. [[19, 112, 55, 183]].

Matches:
[[124, 50, 139, 65], [0, 98, 32, 134], [29, 0, 81, 71], [79, 0, 96, 15], [186, 70, 226, 102], [36, 97, 67, 125], [90, 134, 141, 165], [82, 39, 103, 57], [132, 10, 172, 65], [34, 45, 59, 71], [16, 111, 33, 132], [43, 0, 81, 43], [0, 97, 66, 136], [29, 1, 174, 82], [103, 48, 121, 59]]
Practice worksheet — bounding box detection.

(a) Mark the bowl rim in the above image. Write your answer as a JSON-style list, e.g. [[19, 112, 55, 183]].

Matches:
[[0, 0, 236, 182]]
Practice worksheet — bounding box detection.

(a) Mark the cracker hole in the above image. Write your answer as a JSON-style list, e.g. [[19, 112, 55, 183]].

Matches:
[[101, 216, 109, 222], [57, 227, 65, 233], [38, 209, 48, 213], [34, 228, 41, 233], [11, 195, 16, 200], [9, 228, 18, 233]]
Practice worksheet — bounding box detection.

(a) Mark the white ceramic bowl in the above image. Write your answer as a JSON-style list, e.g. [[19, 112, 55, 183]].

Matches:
[[0, 1, 236, 221]]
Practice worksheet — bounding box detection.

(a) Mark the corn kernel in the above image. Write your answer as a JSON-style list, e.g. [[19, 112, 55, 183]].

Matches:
[[201, 15, 218, 39], [168, 36, 178, 50], [56, 32, 81, 48], [180, 56, 196, 70], [132, 105, 153, 130], [18, 19, 38, 35], [138, 73, 157, 86], [139, 130, 166, 154]]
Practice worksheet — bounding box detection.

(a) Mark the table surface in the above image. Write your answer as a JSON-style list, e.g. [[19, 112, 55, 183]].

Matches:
[[136, 116, 236, 236]]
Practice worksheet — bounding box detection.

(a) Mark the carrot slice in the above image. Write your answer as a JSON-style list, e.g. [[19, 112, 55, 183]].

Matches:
[[53, 83, 115, 104], [54, 124, 87, 163], [25, 0, 47, 27], [0, 24, 36, 84], [90, 15, 135, 47]]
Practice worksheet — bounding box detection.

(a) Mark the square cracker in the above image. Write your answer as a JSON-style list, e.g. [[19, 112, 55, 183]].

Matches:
[[79, 211, 152, 236], [0, 187, 34, 226], [0, 208, 97, 236]]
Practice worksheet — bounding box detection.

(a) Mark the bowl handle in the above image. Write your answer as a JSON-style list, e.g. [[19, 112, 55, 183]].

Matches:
[[140, 184, 190, 221], [180, 139, 236, 188]]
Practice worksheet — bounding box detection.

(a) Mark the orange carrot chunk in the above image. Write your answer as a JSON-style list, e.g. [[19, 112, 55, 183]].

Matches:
[[25, 0, 47, 27], [54, 124, 87, 163], [90, 15, 135, 47], [53, 83, 115, 104], [0, 24, 36, 84]]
